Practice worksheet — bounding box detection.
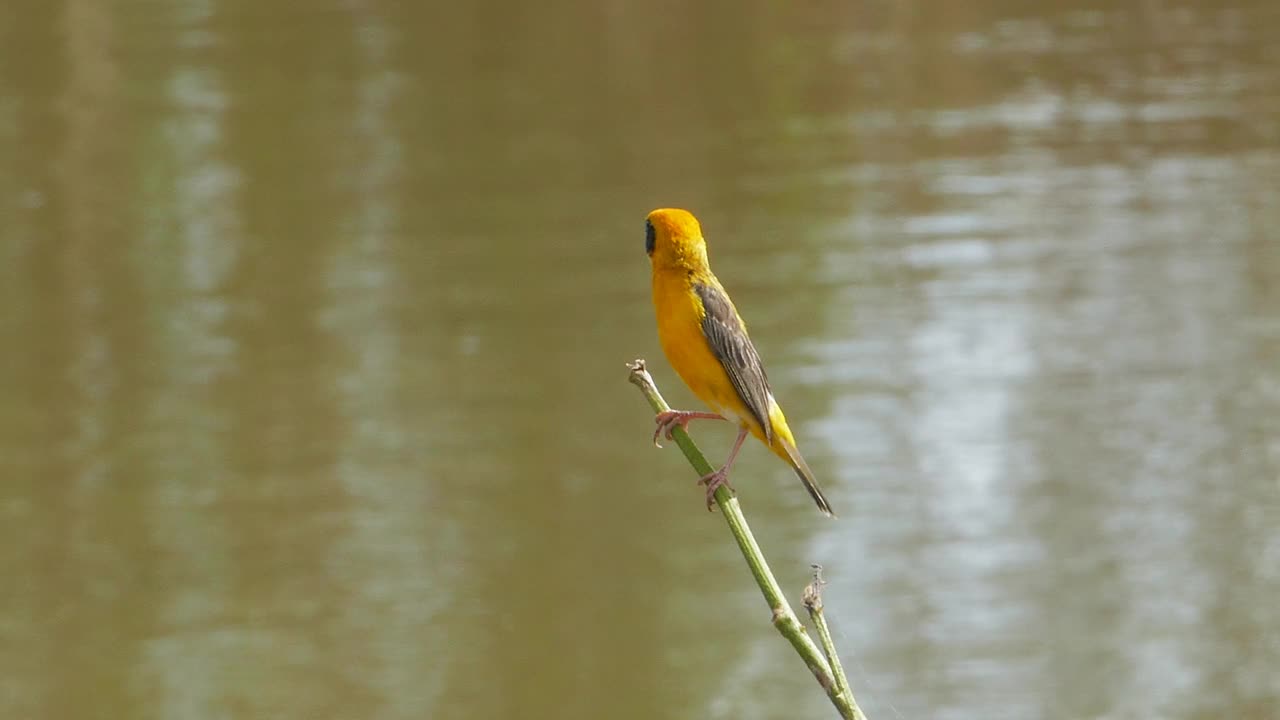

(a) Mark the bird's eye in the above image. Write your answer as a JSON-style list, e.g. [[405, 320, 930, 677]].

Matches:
[[645, 220, 656, 256]]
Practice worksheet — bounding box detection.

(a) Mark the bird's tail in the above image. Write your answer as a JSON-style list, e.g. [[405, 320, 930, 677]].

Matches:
[[775, 439, 835, 518]]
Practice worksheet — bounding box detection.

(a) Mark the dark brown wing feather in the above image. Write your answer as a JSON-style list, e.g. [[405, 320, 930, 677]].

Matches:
[[694, 282, 774, 441]]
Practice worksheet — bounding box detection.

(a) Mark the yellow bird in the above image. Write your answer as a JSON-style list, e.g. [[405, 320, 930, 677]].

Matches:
[[645, 208, 835, 517]]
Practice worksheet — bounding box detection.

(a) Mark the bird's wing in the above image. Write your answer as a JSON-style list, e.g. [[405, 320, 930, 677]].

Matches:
[[693, 282, 774, 442]]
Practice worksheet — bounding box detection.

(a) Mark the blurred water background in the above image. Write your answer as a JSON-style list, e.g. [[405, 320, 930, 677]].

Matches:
[[1, 1, 1278, 718]]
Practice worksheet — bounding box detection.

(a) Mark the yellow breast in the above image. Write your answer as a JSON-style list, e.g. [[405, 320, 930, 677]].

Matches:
[[651, 270, 753, 428]]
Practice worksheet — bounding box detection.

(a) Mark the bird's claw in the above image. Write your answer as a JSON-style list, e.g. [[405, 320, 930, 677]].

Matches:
[[698, 467, 735, 511], [651, 410, 726, 448], [651, 410, 688, 448]]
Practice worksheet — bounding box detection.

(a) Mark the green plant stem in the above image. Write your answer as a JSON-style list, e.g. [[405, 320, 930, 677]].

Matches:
[[627, 359, 864, 720], [805, 569, 864, 720]]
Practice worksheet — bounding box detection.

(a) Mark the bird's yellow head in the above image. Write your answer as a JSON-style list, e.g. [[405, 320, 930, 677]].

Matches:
[[645, 208, 709, 271]]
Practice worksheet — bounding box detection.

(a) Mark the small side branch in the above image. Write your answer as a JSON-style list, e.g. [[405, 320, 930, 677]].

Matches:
[[627, 359, 865, 719], [804, 565, 864, 720]]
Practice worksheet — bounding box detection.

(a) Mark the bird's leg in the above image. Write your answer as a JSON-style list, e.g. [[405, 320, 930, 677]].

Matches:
[[699, 426, 749, 510], [652, 410, 725, 447]]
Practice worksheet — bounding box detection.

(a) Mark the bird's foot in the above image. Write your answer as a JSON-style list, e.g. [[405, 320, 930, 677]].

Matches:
[[652, 410, 724, 447], [697, 467, 736, 511]]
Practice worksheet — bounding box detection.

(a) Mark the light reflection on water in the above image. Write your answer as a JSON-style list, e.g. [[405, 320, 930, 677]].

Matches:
[[799, 15, 1279, 711], [754, 14, 1280, 706]]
